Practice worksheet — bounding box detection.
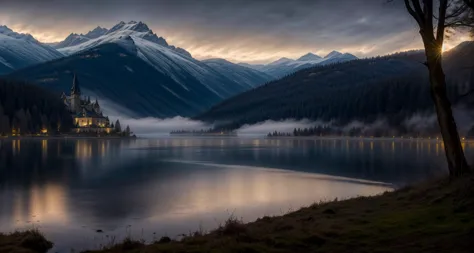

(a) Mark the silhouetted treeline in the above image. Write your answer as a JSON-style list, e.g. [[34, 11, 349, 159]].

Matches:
[[171, 128, 216, 134], [267, 124, 444, 138], [199, 43, 474, 134], [267, 131, 292, 137], [170, 128, 236, 135], [0, 79, 73, 135]]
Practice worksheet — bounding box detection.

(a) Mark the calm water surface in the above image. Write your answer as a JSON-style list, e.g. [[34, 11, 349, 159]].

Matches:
[[0, 137, 467, 252]]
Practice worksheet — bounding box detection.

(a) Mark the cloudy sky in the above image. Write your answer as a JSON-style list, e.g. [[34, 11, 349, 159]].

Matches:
[[0, 0, 470, 63]]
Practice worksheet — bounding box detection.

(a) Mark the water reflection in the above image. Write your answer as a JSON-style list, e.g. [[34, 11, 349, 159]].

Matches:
[[11, 183, 69, 225], [0, 137, 461, 251]]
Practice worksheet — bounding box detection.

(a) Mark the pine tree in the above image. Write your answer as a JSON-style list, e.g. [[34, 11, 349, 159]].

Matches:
[[115, 120, 122, 133], [125, 125, 131, 136]]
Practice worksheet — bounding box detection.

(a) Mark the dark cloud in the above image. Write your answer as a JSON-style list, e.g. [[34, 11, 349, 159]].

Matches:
[[0, 0, 429, 63]]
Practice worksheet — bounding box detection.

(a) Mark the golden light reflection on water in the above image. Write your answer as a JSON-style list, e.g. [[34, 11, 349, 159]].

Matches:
[[42, 140, 48, 159], [12, 184, 68, 226], [75, 140, 92, 159], [148, 165, 392, 221], [12, 140, 20, 155], [1, 137, 465, 247]]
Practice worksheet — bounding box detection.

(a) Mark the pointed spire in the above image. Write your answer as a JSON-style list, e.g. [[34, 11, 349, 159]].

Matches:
[[71, 73, 81, 95], [95, 97, 99, 105]]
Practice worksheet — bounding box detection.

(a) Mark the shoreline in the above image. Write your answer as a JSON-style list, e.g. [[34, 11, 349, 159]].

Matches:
[[0, 136, 137, 140], [2, 173, 473, 253], [264, 135, 474, 142], [2, 135, 472, 142]]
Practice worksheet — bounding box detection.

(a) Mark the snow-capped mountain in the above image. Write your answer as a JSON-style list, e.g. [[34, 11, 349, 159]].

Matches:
[[0, 25, 63, 74], [242, 51, 358, 78], [56, 21, 266, 99], [297, 53, 322, 61], [202, 58, 273, 89], [7, 21, 271, 117], [54, 33, 91, 48], [58, 21, 192, 57]]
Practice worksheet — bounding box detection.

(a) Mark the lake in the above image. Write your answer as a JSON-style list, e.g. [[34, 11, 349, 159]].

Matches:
[[0, 137, 467, 252]]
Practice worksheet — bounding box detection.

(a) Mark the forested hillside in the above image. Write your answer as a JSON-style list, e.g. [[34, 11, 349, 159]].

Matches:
[[198, 42, 474, 134], [0, 79, 73, 135]]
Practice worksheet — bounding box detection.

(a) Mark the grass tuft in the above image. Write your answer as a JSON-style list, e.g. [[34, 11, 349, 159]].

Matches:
[[0, 229, 53, 253], [215, 214, 247, 236]]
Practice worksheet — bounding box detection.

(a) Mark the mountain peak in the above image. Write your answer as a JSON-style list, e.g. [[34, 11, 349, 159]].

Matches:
[[270, 57, 294, 65], [57, 21, 192, 59], [342, 52, 358, 59], [297, 53, 322, 61], [107, 21, 151, 35], [0, 25, 13, 34], [85, 26, 109, 39], [0, 25, 39, 43], [54, 33, 90, 49], [130, 21, 150, 32], [324, 50, 343, 59]]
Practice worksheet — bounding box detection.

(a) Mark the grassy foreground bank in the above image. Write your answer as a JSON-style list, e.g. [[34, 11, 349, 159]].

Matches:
[[2, 174, 474, 253], [0, 229, 52, 253]]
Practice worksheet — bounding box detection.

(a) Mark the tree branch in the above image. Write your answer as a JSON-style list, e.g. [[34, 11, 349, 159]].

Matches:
[[411, 0, 426, 19], [404, 0, 423, 25]]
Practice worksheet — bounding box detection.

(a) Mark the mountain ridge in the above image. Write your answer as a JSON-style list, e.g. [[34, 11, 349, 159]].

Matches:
[[241, 50, 358, 78], [57, 21, 192, 58], [0, 25, 63, 74]]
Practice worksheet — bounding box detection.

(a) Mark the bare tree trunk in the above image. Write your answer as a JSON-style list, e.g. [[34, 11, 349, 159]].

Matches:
[[403, 0, 471, 177], [425, 44, 470, 176]]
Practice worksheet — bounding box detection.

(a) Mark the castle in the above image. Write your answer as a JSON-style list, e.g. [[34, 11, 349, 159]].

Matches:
[[61, 74, 112, 133]]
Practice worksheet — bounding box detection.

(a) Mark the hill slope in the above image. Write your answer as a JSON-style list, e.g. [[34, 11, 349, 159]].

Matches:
[[198, 42, 474, 132]]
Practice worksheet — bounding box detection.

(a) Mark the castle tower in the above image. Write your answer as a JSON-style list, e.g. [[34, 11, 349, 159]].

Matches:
[[93, 98, 101, 114], [70, 73, 82, 113]]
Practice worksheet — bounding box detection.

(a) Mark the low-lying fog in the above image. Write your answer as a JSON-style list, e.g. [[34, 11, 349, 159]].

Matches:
[[98, 96, 474, 137]]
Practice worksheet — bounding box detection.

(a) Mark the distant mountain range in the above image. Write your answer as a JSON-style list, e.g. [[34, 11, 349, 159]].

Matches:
[[3, 20, 472, 130], [0, 26, 63, 74], [1, 21, 273, 117], [240, 51, 358, 78], [198, 42, 474, 134]]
